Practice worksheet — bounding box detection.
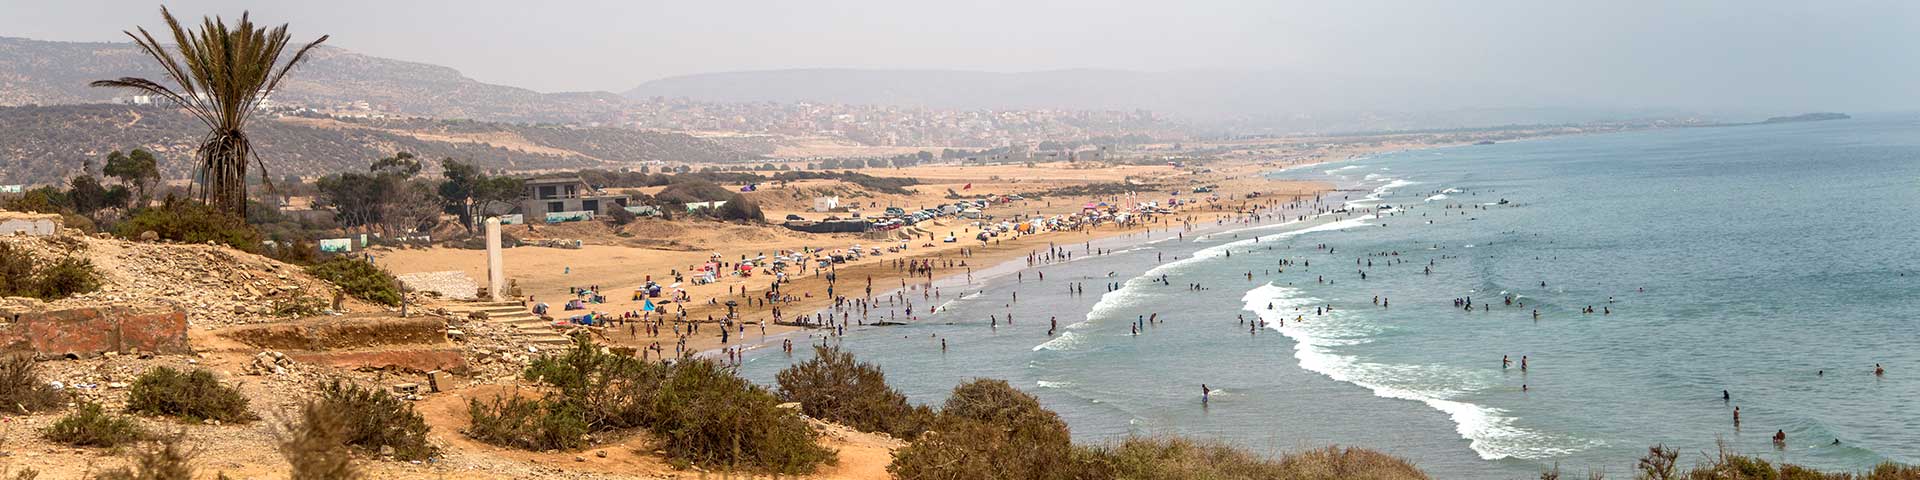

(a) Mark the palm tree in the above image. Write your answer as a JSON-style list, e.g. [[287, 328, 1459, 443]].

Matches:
[[92, 7, 327, 219]]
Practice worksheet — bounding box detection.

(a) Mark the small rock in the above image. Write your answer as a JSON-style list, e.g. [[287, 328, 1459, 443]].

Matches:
[[595, 450, 607, 458], [574, 456, 585, 462]]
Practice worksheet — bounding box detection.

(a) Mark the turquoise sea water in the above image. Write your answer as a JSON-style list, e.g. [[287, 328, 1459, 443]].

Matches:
[[737, 115, 1920, 478]]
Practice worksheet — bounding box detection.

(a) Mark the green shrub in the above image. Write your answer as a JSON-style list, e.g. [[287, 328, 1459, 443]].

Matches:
[[472, 336, 833, 474], [776, 345, 932, 440], [0, 243, 101, 300], [308, 379, 436, 461], [114, 199, 263, 253], [32, 256, 100, 299], [465, 393, 588, 451], [0, 243, 33, 298], [125, 367, 256, 423], [307, 257, 401, 306], [42, 402, 147, 448], [644, 359, 833, 473], [521, 334, 664, 431], [889, 378, 1082, 480], [0, 355, 66, 413]]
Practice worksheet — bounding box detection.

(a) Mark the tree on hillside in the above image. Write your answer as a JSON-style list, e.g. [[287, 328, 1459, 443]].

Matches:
[[316, 152, 442, 234], [103, 149, 161, 203], [437, 159, 523, 234], [66, 174, 129, 216], [370, 151, 422, 177], [90, 6, 328, 220]]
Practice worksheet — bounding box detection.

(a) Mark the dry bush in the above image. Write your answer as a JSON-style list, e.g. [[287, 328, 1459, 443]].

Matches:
[[775, 344, 933, 440], [308, 379, 436, 460], [1276, 446, 1430, 480], [278, 400, 359, 480], [125, 367, 256, 423], [1638, 444, 1679, 480], [1668, 442, 1920, 480], [0, 356, 65, 414], [1096, 436, 1292, 480], [91, 435, 202, 480], [41, 402, 146, 448]]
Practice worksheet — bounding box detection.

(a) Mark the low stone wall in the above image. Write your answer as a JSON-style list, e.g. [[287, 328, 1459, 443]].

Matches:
[[0, 304, 190, 356], [219, 316, 448, 351]]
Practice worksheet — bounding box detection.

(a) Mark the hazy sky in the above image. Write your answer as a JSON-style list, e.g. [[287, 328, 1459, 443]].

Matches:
[[4, 1, 1917, 111]]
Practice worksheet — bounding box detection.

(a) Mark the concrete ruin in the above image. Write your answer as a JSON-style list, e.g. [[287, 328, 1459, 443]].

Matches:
[[0, 303, 190, 357], [0, 211, 61, 237]]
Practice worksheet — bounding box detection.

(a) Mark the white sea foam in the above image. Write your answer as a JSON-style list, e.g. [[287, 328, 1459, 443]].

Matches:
[[1031, 330, 1084, 351], [1324, 165, 1365, 175], [1241, 284, 1593, 460], [1424, 194, 1450, 202], [1363, 173, 1385, 181], [1036, 380, 1073, 389], [1375, 179, 1418, 194]]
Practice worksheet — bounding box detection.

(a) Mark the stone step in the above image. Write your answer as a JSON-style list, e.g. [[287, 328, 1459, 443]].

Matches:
[[525, 334, 572, 345], [500, 320, 549, 330]]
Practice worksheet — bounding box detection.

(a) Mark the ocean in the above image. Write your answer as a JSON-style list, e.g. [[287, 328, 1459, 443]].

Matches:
[[736, 114, 1920, 478]]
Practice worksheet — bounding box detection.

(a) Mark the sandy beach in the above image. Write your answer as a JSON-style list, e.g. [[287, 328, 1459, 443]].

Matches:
[[374, 155, 1360, 359]]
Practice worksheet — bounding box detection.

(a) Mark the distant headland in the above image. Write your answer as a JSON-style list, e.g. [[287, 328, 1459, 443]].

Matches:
[[1759, 112, 1850, 124]]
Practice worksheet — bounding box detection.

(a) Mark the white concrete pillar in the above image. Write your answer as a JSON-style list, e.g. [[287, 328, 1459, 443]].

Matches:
[[486, 217, 505, 302]]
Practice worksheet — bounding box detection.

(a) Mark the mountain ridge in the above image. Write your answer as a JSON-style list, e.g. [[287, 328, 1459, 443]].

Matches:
[[0, 36, 628, 124]]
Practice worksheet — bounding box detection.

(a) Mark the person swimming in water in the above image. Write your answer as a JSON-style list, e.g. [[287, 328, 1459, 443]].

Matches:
[[1875, 363, 1886, 376], [1503, 355, 1512, 369], [1202, 384, 1211, 404]]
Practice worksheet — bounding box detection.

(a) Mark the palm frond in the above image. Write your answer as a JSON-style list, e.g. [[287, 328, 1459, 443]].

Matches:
[[91, 6, 326, 218]]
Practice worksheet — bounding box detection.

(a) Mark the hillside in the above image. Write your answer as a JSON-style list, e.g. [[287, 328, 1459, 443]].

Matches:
[[0, 36, 625, 124], [624, 68, 1707, 133], [0, 104, 759, 186]]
